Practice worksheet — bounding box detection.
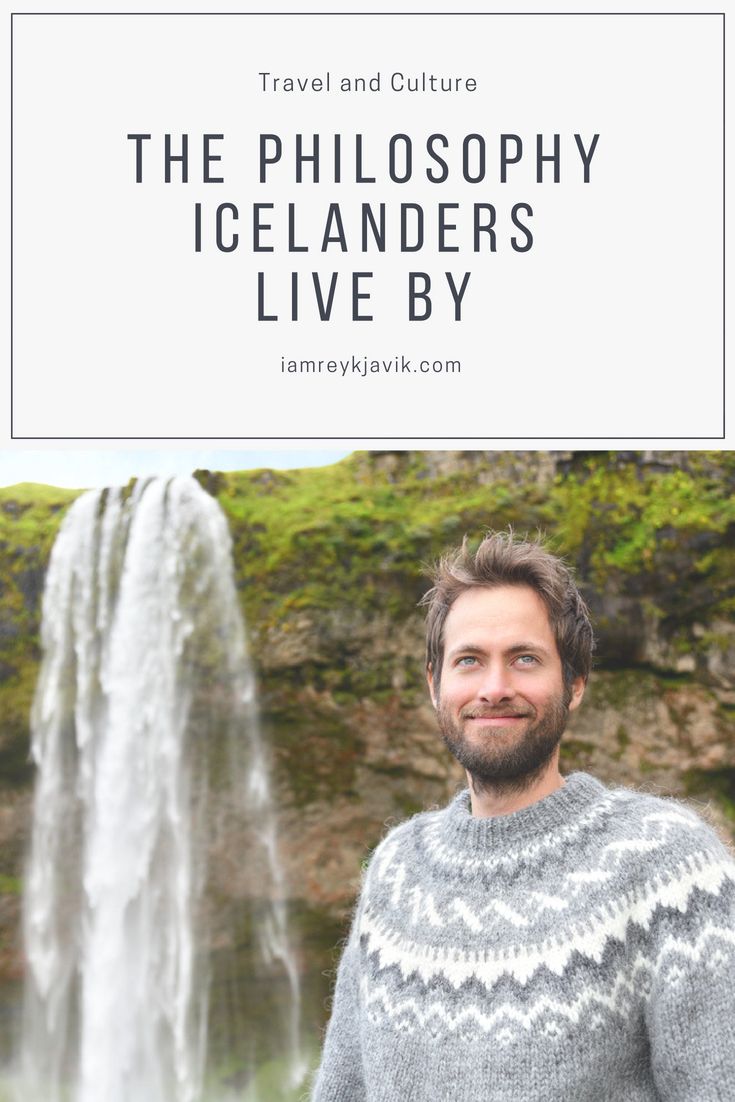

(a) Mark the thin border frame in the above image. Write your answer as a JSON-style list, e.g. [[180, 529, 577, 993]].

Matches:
[[8, 10, 727, 441]]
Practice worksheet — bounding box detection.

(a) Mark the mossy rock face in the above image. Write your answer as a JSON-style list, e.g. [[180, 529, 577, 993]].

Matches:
[[262, 688, 365, 808], [1, 451, 735, 823], [546, 455, 735, 670], [0, 486, 81, 804]]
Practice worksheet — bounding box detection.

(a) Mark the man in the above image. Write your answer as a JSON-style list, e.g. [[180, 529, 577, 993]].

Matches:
[[312, 532, 735, 1101]]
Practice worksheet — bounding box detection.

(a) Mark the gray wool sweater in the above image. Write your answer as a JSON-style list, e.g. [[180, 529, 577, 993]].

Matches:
[[311, 773, 735, 1101]]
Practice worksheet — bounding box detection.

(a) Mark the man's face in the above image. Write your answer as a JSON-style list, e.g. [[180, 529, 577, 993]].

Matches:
[[427, 584, 585, 786]]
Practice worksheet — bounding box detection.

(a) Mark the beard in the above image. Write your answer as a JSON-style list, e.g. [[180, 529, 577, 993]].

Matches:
[[436, 693, 570, 797]]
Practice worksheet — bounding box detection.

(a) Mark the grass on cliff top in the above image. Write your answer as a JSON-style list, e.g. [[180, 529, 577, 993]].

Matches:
[[0, 482, 80, 556], [1, 451, 734, 644], [206, 452, 735, 628], [210, 454, 544, 620]]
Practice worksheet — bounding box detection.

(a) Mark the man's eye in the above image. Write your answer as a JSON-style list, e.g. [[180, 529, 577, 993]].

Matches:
[[514, 655, 538, 667], [456, 656, 477, 667]]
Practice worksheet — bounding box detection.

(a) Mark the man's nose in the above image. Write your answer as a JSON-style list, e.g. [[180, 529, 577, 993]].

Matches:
[[477, 663, 515, 703]]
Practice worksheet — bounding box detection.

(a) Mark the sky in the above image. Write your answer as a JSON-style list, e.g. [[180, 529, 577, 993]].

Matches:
[[0, 450, 352, 490]]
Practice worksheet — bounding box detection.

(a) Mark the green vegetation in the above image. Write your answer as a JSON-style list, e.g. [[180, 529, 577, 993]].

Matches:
[[189, 454, 735, 684], [193, 452, 735, 625], [207, 453, 547, 630], [548, 454, 735, 622], [0, 482, 79, 554], [0, 483, 82, 792]]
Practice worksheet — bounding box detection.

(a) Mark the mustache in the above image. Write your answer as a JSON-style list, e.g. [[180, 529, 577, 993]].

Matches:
[[460, 706, 535, 719]]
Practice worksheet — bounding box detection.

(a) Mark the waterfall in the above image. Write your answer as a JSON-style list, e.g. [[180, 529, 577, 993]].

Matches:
[[17, 476, 305, 1102]]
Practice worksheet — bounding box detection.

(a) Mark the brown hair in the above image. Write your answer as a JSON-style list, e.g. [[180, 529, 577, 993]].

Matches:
[[421, 531, 594, 697]]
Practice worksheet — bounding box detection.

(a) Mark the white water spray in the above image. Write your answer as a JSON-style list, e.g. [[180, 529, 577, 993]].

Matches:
[[18, 477, 305, 1102]]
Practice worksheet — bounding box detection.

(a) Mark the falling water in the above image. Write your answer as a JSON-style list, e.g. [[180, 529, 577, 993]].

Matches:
[[17, 477, 305, 1102]]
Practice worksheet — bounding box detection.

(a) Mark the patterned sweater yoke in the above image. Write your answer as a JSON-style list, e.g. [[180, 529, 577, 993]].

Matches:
[[311, 773, 735, 1102]]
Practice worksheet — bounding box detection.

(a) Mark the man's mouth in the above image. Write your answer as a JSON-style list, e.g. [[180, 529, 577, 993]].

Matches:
[[467, 715, 527, 724], [462, 710, 533, 726]]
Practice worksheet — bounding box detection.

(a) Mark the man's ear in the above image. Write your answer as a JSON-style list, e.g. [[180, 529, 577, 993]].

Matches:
[[427, 664, 438, 709], [567, 675, 586, 713]]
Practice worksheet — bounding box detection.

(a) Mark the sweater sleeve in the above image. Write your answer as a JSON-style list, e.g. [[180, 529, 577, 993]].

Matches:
[[645, 840, 735, 1101], [310, 902, 367, 1101]]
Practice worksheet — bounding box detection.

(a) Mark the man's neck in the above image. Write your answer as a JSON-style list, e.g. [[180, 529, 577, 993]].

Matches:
[[466, 758, 565, 818]]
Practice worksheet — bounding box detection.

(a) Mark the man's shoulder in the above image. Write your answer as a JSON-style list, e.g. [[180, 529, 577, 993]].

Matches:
[[364, 802, 447, 873], [599, 779, 734, 865]]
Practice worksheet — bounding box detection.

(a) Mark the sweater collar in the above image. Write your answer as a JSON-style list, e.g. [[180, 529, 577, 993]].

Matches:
[[441, 772, 607, 849]]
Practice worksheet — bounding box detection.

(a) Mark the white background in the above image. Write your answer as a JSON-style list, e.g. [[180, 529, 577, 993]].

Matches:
[[4, 2, 728, 445]]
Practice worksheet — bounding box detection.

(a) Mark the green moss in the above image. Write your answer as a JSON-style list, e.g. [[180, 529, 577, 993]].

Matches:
[[563, 738, 595, 758], [0, 485, 81, 798], [545, 458, 735, 627], [611, 724, 630, 761], [392, 793, 426, 819], [0, 662, 39, 787], [587, 669, 658, 708], [684, 768, 735, 824], [214, 455, 541, 636], [203, 453, 735, 680], [262, 693, 363, 807], [0, 482, 79, 556]]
